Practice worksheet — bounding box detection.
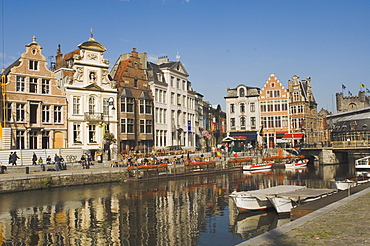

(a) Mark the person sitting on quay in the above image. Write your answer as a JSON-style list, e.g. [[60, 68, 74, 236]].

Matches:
[[60, 155, 66, 170], [38, 157, 45, 171], [46, 156, 52, 165]]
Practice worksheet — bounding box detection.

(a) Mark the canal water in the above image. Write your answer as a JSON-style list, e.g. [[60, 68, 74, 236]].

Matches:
[[0, 163, 351, 246]]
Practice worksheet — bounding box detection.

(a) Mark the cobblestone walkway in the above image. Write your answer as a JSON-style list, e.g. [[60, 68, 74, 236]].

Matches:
[[239, 187, 370, 246]]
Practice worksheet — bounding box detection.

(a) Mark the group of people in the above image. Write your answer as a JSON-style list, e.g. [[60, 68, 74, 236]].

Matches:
[[8, 152, 20, 166], [79, 153, 92, 169]]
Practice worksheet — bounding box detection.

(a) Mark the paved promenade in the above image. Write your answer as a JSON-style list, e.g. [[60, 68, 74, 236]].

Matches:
[[239, 186, 370, 246]]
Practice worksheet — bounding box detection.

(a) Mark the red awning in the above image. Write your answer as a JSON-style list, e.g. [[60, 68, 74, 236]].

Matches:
[[282, 133, 304, 140]]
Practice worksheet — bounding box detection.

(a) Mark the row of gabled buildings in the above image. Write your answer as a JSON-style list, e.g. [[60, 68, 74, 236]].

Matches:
[[0, 36, 226, 157], [225, 73, 328, 148]]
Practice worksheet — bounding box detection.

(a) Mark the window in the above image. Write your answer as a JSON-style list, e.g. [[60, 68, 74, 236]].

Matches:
[[261, 102, 266, 112], [89, 125, 96, 143], [89, 97, 96, 114], [146, 101, 152, 114], [120, 98, 126, 112], [282, 116, 288, 128], [298, 105, 303, 113], [73, 124, 81, 143], [293, 91, 300, 101], [274, 90, 280, 97], [120, 119, 126, 133], [29, 60, 38, 70], [157, 73, 162, 82], [16, 103, 25, 122], [170, 76, 174, 87], [268, 116, 274, 128], [42, 79, 50, 94], [16, 76, 25, 92], [16, 130, 25, 149], [240, 117, 246, 127], [251, 117, 256, 129], [140, 119, 145, 133], [42, 131, 50, 149], [177, 78, 180, 89], [29, 77, 37, 93], [291, 106, 297, 114], [182, 80, 186, 90], [267, 91, 273, 98], [275, 116, 281, 128], [239, 88, 245, 97], [6, 102, 12, 122], [139, 100, 144, 114], [261, 117, 267, 128], [54, 106, 62, 123], [127, 119, 134, 133], [230, 118, 235, 127], [73, 97, 80, 115], [127, 98, 134, 112], [29, 130, 37, 149], [230, 104, 234, 113], [146, 120, 152, 134], [42, 105, 50, 123], [134, 79, 138, 88], [240, 103, 245, 113], [267, 102, 274, 112], [103, 99, 109, 115], [177, 94, 181, 105], [171, 93, 175, 105], [250, 103, 255, 112], [282, 101, 288, 111], [275, 102, 281, 111]]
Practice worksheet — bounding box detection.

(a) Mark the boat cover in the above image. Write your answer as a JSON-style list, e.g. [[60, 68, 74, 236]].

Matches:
[[230, 185, 306, 200], [273, 188, 336, 201]]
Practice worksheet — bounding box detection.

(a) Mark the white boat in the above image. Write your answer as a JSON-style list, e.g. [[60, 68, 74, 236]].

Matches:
[[229, 185, 306, 213], [330, 177, 369, 191], [267, 188, 336, 214], [242, 162, 274, 171], [285, 158, 309, 168], [355, 157, 370, 176], [330, 178, 357, 190]]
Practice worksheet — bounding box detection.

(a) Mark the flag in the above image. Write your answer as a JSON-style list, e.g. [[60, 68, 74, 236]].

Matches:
[[342, 84, 346, 90], [367, 88, 370, 94], [233, 151, 238, 158], [259, 126, 264, 136], [349, 91, 352, 96], [360, 83, 365, 88], [216, 151, 222, 158], [292, 147, 301, 155]]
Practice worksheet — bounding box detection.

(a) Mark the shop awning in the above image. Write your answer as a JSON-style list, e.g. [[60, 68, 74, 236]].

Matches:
[[282, 133, 304, 140]]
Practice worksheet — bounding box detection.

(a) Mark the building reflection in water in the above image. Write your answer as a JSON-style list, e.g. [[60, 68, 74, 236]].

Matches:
[[0, 164, 347, 245]]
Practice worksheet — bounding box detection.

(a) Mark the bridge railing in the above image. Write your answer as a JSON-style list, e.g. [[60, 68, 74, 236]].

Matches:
[[331, 140, 370, 149]]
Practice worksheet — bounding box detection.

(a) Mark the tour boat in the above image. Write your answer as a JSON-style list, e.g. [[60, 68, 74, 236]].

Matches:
[[267, 188, 336, 214], [285, 158, 309, 168], [229, 185, 306, 213], [242, 162, 274, 171]]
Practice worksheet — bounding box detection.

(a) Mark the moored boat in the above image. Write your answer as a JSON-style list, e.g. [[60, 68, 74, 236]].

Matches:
[[284, 158, 309, 168], [242, 162, 274, 171], [330, 176, 369, 191], [267, 188, 336, 214], [229, 185, 306, 213]]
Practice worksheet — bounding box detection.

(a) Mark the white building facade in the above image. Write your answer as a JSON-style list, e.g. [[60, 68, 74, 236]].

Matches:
[[225, 85, 262, 147], [55, 37, 117, 157], [147, 57, 197, 150]]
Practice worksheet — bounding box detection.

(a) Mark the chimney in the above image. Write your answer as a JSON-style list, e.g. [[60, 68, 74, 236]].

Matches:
[[157, 56, 169, 65]]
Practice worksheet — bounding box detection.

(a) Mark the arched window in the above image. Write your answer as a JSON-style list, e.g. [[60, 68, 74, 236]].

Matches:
[[239, 88, 245, 97], [240, 117, 246, 126]]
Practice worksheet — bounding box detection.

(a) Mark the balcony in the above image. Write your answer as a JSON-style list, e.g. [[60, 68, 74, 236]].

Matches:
[[84, 112, 103, 122]]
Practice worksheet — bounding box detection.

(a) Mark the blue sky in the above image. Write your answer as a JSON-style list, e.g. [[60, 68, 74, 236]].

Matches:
[[1, 0, 370, 113]]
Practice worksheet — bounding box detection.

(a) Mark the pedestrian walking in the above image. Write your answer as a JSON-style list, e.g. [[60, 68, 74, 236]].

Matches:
[[32, 152, 37, 165], [11, 152, 20, 166], [8, 152, 13, 165]]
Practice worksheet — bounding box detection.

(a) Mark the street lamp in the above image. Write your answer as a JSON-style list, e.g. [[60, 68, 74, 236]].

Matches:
[[107, 97, 115, 133], [106, 97, 115, 161]]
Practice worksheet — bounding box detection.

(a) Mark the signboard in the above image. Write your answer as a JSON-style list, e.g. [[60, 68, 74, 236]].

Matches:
[[188, 120, 191, 133]]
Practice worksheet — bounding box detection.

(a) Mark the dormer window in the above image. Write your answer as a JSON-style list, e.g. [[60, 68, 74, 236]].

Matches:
[[157, 73, 162, 82], [239, 88, 245, 97]]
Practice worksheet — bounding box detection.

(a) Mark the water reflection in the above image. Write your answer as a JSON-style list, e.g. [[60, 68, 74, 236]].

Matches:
[[0, 163, 352, 245]]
